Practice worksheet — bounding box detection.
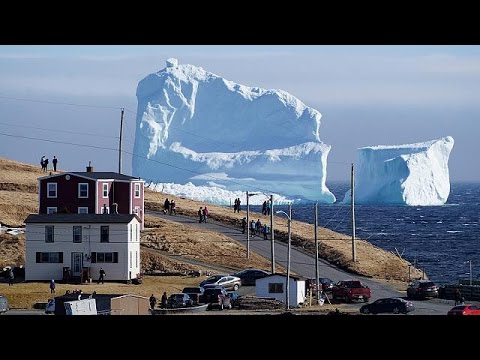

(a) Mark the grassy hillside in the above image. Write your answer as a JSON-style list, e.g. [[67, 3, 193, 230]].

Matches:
[[0, 156, 423, 283]]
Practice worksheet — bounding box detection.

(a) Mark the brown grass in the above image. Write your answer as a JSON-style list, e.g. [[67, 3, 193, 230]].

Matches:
[[145, 190, 423, 282], [0, 276, 206, 309]]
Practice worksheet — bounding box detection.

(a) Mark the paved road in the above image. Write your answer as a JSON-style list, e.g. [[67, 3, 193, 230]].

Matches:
[[147, 210, 462, 315], [3, 309, 46, 315]]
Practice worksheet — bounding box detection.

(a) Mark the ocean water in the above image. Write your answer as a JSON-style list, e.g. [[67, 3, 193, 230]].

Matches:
[[259, 182, 480, 285]]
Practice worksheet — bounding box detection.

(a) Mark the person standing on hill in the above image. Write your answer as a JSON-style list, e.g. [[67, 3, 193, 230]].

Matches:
[[203, 206, 209, 223], [198, 207, 203, 223], [40, 155, 45, 170], [241, 217, 247, 234], [8, 269, 14, 286], [52, 156, 58, 171], [43, 158, 49, 172], [98, 267, 106, 284], [161, 292, 168, 309], [49, 279, 56, 294]]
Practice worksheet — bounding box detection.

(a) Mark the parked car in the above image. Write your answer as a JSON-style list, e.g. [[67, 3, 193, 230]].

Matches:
[[233, 269, 270, 286], [332, 280, 371, 303], [182, 287, 204, 305], [168, 293, 194, 308], [360, 297, 415, 314], [203, 286, 231, 310], [0, 295, 9, 314], [447, 304, 480, 316], [307, 277, 335, 293], [200, 275, 241, 291], [407, 280, 439, 299]]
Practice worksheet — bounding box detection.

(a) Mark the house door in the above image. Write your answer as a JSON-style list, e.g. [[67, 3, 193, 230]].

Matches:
[[71, 252, 83, 277]]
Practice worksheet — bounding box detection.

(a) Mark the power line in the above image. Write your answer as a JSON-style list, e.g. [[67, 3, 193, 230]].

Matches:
[[0, 121, 119, 139], [0, 94, 121, 110]]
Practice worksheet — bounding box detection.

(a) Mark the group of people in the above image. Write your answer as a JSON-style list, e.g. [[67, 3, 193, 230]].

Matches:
[[40, 155, 58, 172], [149, 292, 168, 310], [198, 206, 209, 223], [241, 218, 269, 239], [233, 198, 242, 213], [163, 198, 177, 215], [261, 200, 271, 216]]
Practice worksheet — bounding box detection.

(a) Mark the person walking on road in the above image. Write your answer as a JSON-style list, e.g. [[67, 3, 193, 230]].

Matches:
[[149, 294, 157, 310]]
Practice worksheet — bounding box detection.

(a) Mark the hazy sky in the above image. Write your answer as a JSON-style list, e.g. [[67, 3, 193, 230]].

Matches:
[[0, 45, 478, 182]]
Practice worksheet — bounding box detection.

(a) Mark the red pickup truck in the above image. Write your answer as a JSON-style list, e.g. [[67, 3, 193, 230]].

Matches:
[[332, 280, 371, 303]]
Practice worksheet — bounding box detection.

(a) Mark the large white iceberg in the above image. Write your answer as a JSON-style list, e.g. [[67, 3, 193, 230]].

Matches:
[[343, 136, 454, 206], [132, 58, 335, 203]]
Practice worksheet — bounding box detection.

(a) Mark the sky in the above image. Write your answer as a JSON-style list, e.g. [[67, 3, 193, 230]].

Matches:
[[0, 45, 479, 182]]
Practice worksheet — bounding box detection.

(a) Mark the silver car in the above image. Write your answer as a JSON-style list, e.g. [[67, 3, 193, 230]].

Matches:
[[0, 295, 9, 314], [200, 275, 242, 291]]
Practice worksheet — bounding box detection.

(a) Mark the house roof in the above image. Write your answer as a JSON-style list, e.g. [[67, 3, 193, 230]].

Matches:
[[25, 213, 139, 224], [70, 172, 142, 181], [259, 273, 307, 281]]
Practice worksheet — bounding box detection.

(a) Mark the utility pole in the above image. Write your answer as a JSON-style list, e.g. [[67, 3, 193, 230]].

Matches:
[[314, 202, 320, 302], [270, 194, 275, 274], [286, 203, 292, 310], [246, 191, 250, 259], [118, 108, 124, 174], [351, 163, 356, 262], [469, 260, 473, 286]]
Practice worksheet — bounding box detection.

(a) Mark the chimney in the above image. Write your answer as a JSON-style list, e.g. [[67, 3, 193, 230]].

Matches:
[[86, 161, 93, 173]]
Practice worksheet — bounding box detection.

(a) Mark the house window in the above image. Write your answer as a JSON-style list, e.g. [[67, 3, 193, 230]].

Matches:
[[134, 206, 140, 216], [100, 226, 109, 242], [73, 226, 82, 243], [78, 183, 89, 198], [90, 252, 118, 263], [47, 207, 57, 214], [129, 251, 132, 268], [78, 207, 88, 214], [134, 183, 140, 198], [45, 226, 54, 243], [103, 183, 109, 198], [47, 183, 57, 198], [101, 206, 109, 214], [268, 283, 284, 293], [36, 252, 63, 263]]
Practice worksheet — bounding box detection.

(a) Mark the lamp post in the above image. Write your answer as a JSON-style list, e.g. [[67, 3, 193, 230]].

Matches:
[[276, 203, 292, 311]]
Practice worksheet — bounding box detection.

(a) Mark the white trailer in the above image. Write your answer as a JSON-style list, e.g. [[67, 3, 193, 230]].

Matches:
[[64, 298, 97, 315]]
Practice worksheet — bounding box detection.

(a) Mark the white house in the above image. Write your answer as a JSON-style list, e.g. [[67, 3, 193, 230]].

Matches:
[[25, 213, 141, 282], [255, 274, 306, 307]]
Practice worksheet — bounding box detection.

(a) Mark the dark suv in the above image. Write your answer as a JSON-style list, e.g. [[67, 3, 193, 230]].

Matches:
[[182, 287, 204, 305], [203, 286, 231, 310], [168, 293, 194, 308], [407, 280, 439, 299]]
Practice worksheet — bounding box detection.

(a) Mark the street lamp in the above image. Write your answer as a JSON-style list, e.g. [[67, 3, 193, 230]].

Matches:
[[276, 203, 292, 311]]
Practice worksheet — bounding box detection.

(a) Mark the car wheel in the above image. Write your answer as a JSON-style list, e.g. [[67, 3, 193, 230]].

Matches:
[[233, 284, 239, 291], [362, 307, 369, 314], [393, 307, 399, 314], [227, 304, 232, 310]]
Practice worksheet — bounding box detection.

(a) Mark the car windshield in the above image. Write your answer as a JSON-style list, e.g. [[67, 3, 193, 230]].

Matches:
[[452, 306, 466, 310], [344, 281, 362, 288]]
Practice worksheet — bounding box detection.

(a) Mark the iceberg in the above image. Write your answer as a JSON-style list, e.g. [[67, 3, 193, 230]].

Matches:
[[343, 136, 454, 206], [132, 58, 335, 203]]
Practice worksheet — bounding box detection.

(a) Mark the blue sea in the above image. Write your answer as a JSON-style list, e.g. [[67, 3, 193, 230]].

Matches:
[[259, 182, 480, 285]]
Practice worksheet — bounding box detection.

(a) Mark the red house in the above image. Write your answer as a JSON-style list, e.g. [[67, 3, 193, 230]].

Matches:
[[38, 166, 145, 229]]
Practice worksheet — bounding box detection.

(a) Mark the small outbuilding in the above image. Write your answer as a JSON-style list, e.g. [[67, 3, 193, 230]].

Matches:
[[255, 273, 306, 307]]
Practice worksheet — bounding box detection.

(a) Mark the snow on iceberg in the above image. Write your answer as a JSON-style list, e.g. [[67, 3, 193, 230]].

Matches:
[[343, 136, 454, 206], [132, 58, 335, 204]]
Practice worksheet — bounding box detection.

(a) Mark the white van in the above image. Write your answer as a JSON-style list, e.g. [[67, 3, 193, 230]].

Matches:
[[64, 298, 97, 315]]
